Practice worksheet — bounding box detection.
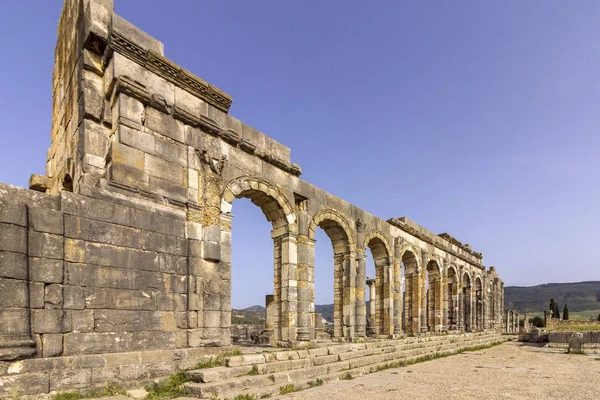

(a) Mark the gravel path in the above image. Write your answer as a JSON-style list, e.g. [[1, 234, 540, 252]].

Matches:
[[276, 341, 600, 400]]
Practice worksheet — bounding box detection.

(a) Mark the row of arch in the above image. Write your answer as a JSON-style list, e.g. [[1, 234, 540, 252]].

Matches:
[[220, 176, 502, 342]]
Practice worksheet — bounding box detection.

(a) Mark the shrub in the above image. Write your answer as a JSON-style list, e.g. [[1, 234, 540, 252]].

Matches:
[[279, 384, 296, 395], [531, 316, 545, 328], [597, 313, 600, 322]]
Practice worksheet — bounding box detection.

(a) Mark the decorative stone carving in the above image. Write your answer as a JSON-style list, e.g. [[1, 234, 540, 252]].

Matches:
[[356, 219, 366, 233], [198, 149, 226, 176]]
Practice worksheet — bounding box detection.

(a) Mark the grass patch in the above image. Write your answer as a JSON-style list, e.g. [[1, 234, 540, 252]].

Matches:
[[307, 378, 324, 387], [233, 394, 257, 400], [144, 371, 188, 399], [547, 324, 600, 332], [51, 384, 126, 400], [194, 348, 243, 369], [279, 384, 296, 395], [247, 365, 259, 376], [259, 394, 272, 399], [340, 372, 354, 380]]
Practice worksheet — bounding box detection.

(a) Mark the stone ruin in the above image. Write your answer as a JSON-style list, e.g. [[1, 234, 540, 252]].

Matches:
[[0, 0, 505, 396]]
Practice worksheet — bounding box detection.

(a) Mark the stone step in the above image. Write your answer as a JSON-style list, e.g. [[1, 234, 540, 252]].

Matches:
[[186, 335, 503, 400], [185, 333, 499, 385], [183, 334, 502, 398]]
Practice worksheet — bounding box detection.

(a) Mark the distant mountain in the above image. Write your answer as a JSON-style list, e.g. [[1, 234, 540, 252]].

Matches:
[[505, 281, 600, 314], [232, 305, 266, 324], [242, 305, 265, 313], [315, 304, 334, 323]]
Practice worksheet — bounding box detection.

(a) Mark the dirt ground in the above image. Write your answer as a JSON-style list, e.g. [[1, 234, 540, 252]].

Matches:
[[276, 341, 600, 400]]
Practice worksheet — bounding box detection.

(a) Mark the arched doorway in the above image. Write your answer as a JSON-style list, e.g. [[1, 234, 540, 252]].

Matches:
[[401, 250, 420, 335], [425, 260, 442, 332], [364, 233, 393, 337], [445, 266, 459, 330], [461, 272, 472, 332], [309, 210, 354, 339], [222, 177, 296, 343]]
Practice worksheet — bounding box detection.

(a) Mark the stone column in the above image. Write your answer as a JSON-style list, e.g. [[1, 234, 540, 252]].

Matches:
[[504, 309, 510, 333], [275, 232, 298, 342], [434, 277, 444, 332], [333, 254, 344, 338], [354, 253, 366, 338], [366, 278, 376, 336], [265, 295, 275, 333], [296, 235, 314, 341], [392, 253, 403, 336], [404, 269, 421, 335], [382, 261, 394, 336]]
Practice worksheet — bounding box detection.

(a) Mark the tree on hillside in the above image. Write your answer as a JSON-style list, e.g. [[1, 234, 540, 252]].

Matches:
[[597, 313, 600, 321], [549, 298, 556, 313], [554, 303, 560, 319], [563, 304, 569, 320]]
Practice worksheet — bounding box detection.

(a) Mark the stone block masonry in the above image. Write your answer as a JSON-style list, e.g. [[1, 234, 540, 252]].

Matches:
[[0, 0, 505, 397]]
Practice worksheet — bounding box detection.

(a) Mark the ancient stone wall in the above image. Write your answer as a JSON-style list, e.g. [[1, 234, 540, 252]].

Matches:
[[0, 0, 505, 396]]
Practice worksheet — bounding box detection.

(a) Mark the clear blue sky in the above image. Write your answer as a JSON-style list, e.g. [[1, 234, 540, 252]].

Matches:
[[1, 1, 599, 308]]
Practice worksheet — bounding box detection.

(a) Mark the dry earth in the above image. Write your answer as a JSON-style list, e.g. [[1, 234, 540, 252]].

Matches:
[[276, 341, 600, 400]]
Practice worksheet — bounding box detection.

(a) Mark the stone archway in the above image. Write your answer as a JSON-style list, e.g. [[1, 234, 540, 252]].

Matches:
[[399, 247, 420, 336], [461, 272, 472, 332], [221, 177, 298, 342], [363, 231, 393, 337], [425, 260, 443, 332], [445, 266, 459, 330], [308, 209, 356, 339]]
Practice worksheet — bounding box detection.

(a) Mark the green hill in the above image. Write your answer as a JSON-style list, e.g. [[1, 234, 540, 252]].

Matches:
[[505, 281, 600, 314]]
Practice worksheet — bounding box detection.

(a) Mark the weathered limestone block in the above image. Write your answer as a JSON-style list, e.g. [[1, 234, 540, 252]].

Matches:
[[32, 310, 71, 334], [0, 373, 50, 396], [0, 202, 27, 226], [0, 251, 27, 280], [64, 215, 140, 248], [44, 284, 64, 308], [63, 286, 85, 310], [29, 282, 45, 309], [568, 332, 584, 354], [85, 242, 157, 271], [81, 70, 104, 121], [144, 153, 185, 185], [93, 310, 163, 332], [30, 258, 64, 284], [112, 93, 145, 128], [42, 334, 64, 358], [84, 287, 156, 310], [70, 310, 94, 333], [226, 354, 266, 367], [49, 369, 92, 391], [0, 224, 27, 253], [0, 278, 27, 308], [119, 124, 155, 155], [0, 310, 29, 336], [28, 208, 64, 235], [28, 232, 64, 259], [547, 331, 567, 343]]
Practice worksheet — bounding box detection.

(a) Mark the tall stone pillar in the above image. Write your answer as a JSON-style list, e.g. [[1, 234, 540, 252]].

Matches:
[[354, 253, 366, 338], [404, 269, 421, 335], [392, 251, 403, 336], [296, 235, 314, 341], [275, 232, 298, 342], [382, 260, 394, 336], [434, 277, 444, 332], [265, 294, 275, 333], [333, 254, 344, 338], [366, 278, 376, 336]]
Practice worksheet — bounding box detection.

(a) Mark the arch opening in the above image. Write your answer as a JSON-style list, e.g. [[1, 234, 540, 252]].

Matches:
[[401, 250, 419, 335], [223, 178, 294, 344], [365, 235, 392, 337], [461, 272, 472, 332], [445, 267, 458, 330], [425, 260, 442, 332]]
